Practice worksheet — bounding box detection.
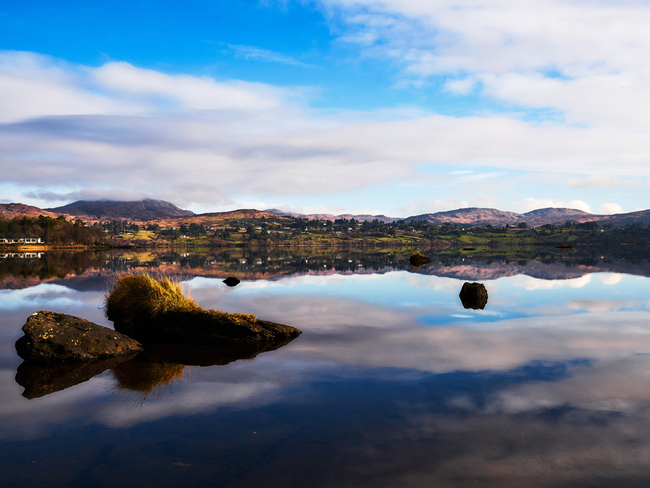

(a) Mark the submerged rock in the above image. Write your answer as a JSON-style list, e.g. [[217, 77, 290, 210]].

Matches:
[[223, 277, 240, 287], [459, 282, 488, 310], [409, 252, 432, 267], [15, 311, 143, 363]]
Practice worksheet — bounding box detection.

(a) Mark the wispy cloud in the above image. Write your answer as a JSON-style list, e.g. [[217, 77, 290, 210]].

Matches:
[[566, 175, 636, 189], [321, 0, 650, 128], [226, 44, 317, 68]]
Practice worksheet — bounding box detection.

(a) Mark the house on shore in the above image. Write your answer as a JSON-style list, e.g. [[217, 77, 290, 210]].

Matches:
[[0, 233, 42, 244]]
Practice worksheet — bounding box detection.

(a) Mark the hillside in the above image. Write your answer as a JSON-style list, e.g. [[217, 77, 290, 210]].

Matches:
[[47, 199, 194, 220], [3, 200, 650, 229], [266, 209, 398, 223], [155, 209, 290, 228], [405, 207, 595, 227], [0, 203, 64, 219]]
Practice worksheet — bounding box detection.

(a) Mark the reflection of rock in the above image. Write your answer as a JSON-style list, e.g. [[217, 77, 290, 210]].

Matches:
[[459, 282, 488, 310], [111, 360, 186, 395], [410, 252, 432, 267], [112, 336, 298, 395], [15, 354, 137, 399], [15, 311, 143, 362], [223, 277, 240, 287], [128, 335, 299, 367]]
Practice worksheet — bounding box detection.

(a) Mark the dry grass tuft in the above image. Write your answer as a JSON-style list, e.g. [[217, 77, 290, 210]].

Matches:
[[104, 272, 200, 322]]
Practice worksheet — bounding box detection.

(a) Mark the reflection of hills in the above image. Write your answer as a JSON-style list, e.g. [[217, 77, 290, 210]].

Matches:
[[413, 259, 650, 281], [4, 248, 650, 291]]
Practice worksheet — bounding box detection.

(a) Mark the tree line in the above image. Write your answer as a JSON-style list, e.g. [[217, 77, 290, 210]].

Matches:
[[0, 215, 105, 245]]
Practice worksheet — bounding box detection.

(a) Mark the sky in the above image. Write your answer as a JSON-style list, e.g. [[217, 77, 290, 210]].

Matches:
[[1, 0, 649, 218]]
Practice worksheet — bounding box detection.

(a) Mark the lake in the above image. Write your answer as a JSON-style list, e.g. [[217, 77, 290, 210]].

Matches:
[[2, 248, 650, 487]]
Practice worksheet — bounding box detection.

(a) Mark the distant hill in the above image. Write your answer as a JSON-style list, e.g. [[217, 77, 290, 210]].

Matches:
[[266, 208, 398, 223], [593, 209, 650, 227], [0, 203, 63, 219], [47, 199, 194, 220], [3, 200, 650, 229], [405, 207, 594, 227], [155, 209, 289, 228]]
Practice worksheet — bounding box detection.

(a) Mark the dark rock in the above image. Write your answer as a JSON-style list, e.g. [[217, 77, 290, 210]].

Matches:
[[110, 308, 301, 346], [15, 354, 137, 399], [223, 277, 240, 287], [459, 282, 488, 310], [15, 311, 143, 362], [410, 252, 432, 267]]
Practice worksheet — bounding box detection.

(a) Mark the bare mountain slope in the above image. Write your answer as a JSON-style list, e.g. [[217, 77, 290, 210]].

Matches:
[[47, 199, 194, 220]]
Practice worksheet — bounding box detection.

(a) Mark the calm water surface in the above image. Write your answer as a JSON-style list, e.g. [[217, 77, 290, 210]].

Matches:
[[2, 250, 650, 487]]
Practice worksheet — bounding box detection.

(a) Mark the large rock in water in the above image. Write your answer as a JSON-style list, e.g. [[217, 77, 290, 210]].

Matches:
[[109, 308, 301, 346], [459, 282, 488, 310], [15, 311, 143, 362]]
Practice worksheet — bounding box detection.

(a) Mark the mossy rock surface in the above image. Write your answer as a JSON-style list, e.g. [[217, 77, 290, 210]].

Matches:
[[110, 308, 301, 346], [15, 311, 143, 363]]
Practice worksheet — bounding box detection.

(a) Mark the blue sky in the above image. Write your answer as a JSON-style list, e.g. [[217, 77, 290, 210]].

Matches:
[[1, 0, 649, 217]]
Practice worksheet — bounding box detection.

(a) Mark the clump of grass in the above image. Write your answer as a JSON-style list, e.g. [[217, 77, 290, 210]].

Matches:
[[104, 272, 200, 323]]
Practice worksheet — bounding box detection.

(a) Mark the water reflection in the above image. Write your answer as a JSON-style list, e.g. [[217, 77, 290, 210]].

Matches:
[[2, 248, 650, 293], [15, 355, 135, 399], [2, 250, 650, 486], [16, 339, 300, 400]]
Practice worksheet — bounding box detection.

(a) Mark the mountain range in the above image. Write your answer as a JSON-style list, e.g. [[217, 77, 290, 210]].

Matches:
[[2, 200, 650, 228]]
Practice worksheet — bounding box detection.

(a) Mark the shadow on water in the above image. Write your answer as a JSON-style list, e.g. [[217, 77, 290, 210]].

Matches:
[[15, 337, 298, 399]]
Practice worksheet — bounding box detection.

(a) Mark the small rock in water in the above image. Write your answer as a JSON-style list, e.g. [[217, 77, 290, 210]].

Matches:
[[459, 282, 488, 310], [223, 277, 240, 287]]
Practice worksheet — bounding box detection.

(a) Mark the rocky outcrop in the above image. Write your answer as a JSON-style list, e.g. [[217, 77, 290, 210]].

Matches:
[[459, 282, 488, 310], [111, 308, 301, 346], [105, 273, 301, 346], [409, 252, 432, 267], [15, 311, 143, 362]]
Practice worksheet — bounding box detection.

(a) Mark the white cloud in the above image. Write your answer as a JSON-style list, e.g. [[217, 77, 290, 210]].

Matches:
[[2, 50, 650, 211], [322, 0, 650, 130], [401, 197, 469, 216], [599, 203, 623, 214], [598, 273, 624, 286], [510, 198, 592, 214], [567, 300, 636, 313], [567, 175, 634, 189]]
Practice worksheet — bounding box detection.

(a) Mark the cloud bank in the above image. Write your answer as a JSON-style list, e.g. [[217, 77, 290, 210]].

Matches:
[[2, 0, 650, 214]]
